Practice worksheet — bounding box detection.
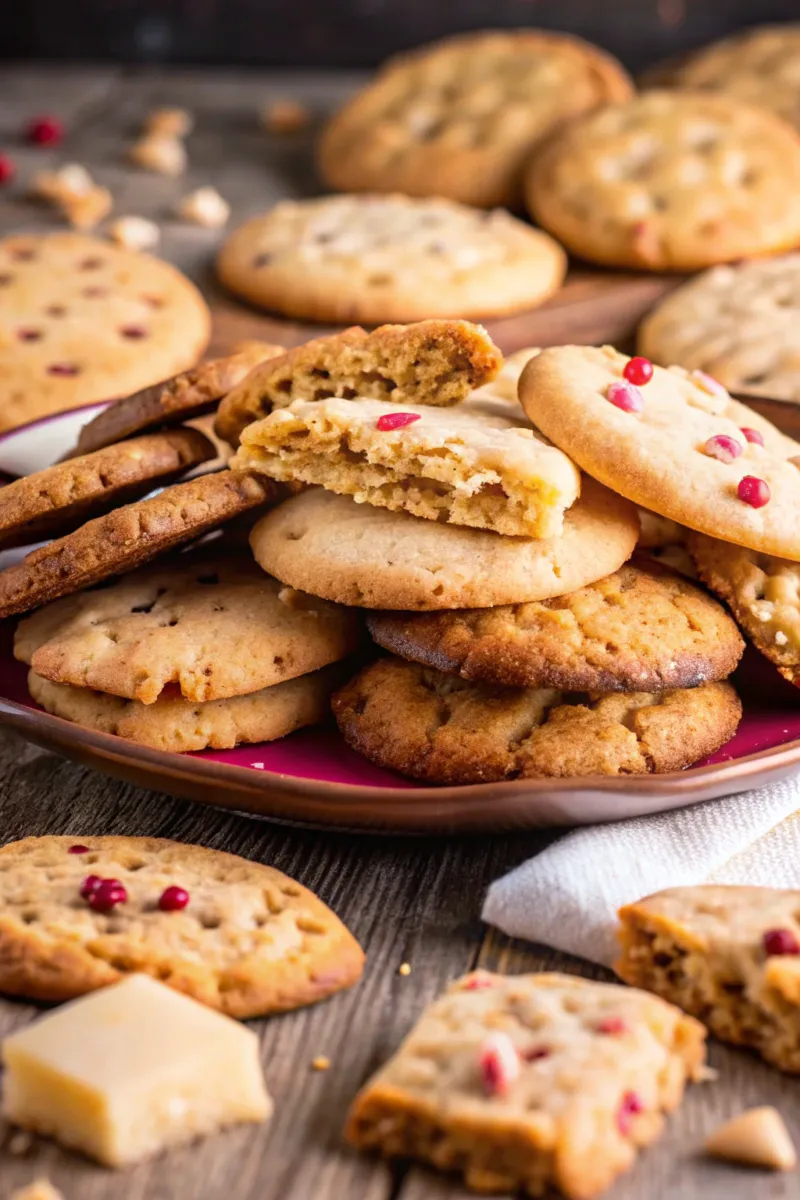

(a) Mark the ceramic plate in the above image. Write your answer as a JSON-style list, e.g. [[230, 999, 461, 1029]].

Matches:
[[2, 405, 800, 834]]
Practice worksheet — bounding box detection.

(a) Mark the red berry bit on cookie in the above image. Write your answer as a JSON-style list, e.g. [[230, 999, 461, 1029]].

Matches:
[[375, 412, 422, 431], [690, 369, 728, 397], [618, 884, 800, 1072], [68, 844, 89, 854], [741, 427, 765, 446], [346, 971, 706, 1197], [606, 380, 643, 412], [738, 475, 770, 507], [704, 434, 742, 464], [159, 885, 190, 912], [84, 877, 128, 913], [623, 356, 653, 386]]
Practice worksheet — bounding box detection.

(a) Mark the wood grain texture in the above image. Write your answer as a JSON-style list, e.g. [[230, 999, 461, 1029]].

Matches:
[[0, 65, 799, 1200]]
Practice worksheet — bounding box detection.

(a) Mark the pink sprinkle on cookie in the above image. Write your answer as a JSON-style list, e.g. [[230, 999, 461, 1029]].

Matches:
[[606, 381, 643, 413], [479, 1032, 520, 1096], [376, 412, 422, 432]]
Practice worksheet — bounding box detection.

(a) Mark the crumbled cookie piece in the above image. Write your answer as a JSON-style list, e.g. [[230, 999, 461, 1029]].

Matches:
[[144, 107, 193, 138], [261, 99, 312, 133], [61, 185, 112, 231], [31, 162, 93, 202], [10, 1181, 63, 1200], [108, 215, 160, 251], [311, 1055, 331, 1071], [178, 186, 230, 228], [705, 1107, 797, 1170], [129, 134, 187, 176]]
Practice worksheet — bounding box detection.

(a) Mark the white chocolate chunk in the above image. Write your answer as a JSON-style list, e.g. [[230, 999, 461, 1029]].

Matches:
[[705, 1106, 797, 1170], [2, 974, 271, 1167], [10, 1182, 63, 1200]]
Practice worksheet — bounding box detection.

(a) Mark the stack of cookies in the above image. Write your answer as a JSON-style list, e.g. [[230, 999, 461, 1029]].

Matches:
[[214, 320, 749, 784], [1, 343, 361, 752]]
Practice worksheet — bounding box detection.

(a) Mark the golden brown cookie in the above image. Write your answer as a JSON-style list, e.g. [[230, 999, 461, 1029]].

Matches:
[[688, 532, 800, 688], [216, 196, 566, 323], [347, 971, 705, 1198], [0, 232, 211, 431], [0, 836, 364, 1016], [0, 471, 276, 619], [0, 428, 215, 550], [520, 345, 800, 559], [214, 319, 502, 446], [67, 342, 285, 458], [249, 480, 639, 610], [319, 30, 632, 209], [366, 559, 744, 691], [617, 884, 800, 1073], [662, 25, 800, 132], [16, 555, 360, 703], [525, 92, 800, 270], [27, 664, 341, 752], [332, 657, 742, 784], [638, 255, 800, 402]]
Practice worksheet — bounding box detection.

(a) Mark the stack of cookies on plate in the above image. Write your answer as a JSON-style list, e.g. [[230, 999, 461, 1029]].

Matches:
[[213, 320, 753, 784], [0, 343, 361, 753]]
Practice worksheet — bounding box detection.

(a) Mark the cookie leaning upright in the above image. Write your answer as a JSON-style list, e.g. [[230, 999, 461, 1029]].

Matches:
[[525, 91, 800, 270], [0, 232, 211, 431], [318, 29, 632, 209], [0, 836, 364, 1017], [520, 345, 800, 559], [216, 195, 566, 324], [215, 319, 502, 445]]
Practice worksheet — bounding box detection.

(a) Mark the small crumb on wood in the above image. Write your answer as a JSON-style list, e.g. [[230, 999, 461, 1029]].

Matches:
[[130, 134, 187, 176], [260, 99, 312, 134], [62, 186, 112, 231], [177, 186, 230, 228], [8, 1130, 34, 1155], [108, 215, 160, 252], [31, 162, 93, 202], [311, 1055, 331, 1071], [144, 107, 193, 138], [398, 962, 412, 976], [10, 1180, 64, 1200]]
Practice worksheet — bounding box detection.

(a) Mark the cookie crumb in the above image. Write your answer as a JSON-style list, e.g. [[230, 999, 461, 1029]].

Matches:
[[108, 215, 160, 252], [261, 99, 311, 134], [8, 1130, 34, 1155], [775, 630, 789, 646], [31, 162, 93, 203], [144, 107, 193, 138], [398, 962, 412, 976], [130, 135, 187, 177], [61, 186, 112, 231], [705, 1106, 796, 1171], [177, 186, 230, 228], [10, 1181, 64, 1200], [311, 1055, 331, 1071]]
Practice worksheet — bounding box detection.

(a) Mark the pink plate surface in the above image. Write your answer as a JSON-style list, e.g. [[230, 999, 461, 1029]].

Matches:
[[2, 405, 800, 833]]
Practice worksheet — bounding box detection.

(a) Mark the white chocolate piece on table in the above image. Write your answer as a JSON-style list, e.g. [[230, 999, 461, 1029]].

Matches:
[[10, 1183, 63, 1200], [2, 974, 271, 1167], [178, 186, 230, 228], [129, 134, 187, 176], [705, 1106, 797, 1171], [109, 215, 161, 251]]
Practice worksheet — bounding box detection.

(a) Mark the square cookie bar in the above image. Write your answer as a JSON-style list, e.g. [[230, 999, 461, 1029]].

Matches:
[[346, 971, 705, 1198], [617, 885, 800, 1072]]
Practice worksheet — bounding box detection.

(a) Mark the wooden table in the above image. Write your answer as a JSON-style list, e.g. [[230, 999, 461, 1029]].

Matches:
[[0, 65, 798, 1200]]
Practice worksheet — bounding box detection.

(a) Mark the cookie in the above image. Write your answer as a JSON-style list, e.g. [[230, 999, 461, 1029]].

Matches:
[[0, 470, 276, 619], [346, 971, 705, 1199], [16, 555, 360, 703], [688, 532, 800, 687], [333, 657, 742, 784], [617, 884, 800, 1073], [662, 25, 800, 133], [67, 342, 285, 458], [216, 195, 566, 324], [0, 835, 364, 1016], [232, 390, 581, 539], [638, 255, 800, 401], [366, 558, 744, 692], [318, 30, 632, 210], [0, 232, 211, 431], [249, 480, 639, 611], [0, 428, 215, 550], [525, 91, 800, 271], [520, 345, 800, 559], [214, 319, 502, 446], [27, 664, 340, 752], [637, 508, 687, 550]]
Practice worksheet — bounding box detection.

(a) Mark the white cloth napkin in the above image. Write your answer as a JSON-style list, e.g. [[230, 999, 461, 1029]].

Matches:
[[482, 776, 800, 968]]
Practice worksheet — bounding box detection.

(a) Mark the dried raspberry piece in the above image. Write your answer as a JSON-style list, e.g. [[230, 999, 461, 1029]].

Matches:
[[26, 115, 64, 147], [691, 369, 728, 397], [597, 1015, 628, 1035], [376, 412, 422, 432], [0, 155, 15, 184], [704, 434, 742, 464], [47, 362, 80, 377], [159, 885, 190, 912], [617, 1090, 644, 1135], [462, 974, 495, 991], [520, 1045, 550, 1062], [737, 476, 770, 508], [622, 356, 653, 386], [478, 1032, 520, 1096], [80, 874, 102, 899], [87, 878, 128, 913], [68, 844, 90, 854], [606, 381, 643, 413], [763, 928, 800, 956], [740, 427, 765, 446]]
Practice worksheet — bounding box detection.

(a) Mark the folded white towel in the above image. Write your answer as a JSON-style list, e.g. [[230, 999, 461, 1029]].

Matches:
[[482, 776, 800, 968]]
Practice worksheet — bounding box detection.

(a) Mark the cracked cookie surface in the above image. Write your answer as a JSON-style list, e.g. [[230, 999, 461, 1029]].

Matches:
[[332, 657, 742, 783], [367, 559, 744, 691], [0, 835, 364, 1017]]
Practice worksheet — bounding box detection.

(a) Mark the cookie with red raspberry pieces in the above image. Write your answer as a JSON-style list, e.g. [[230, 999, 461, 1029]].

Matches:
[[0, 836, 364, 1016], [520, 345, 800, 560], [617, 884, 800, 1072], [346, 970, 705, 1198]]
